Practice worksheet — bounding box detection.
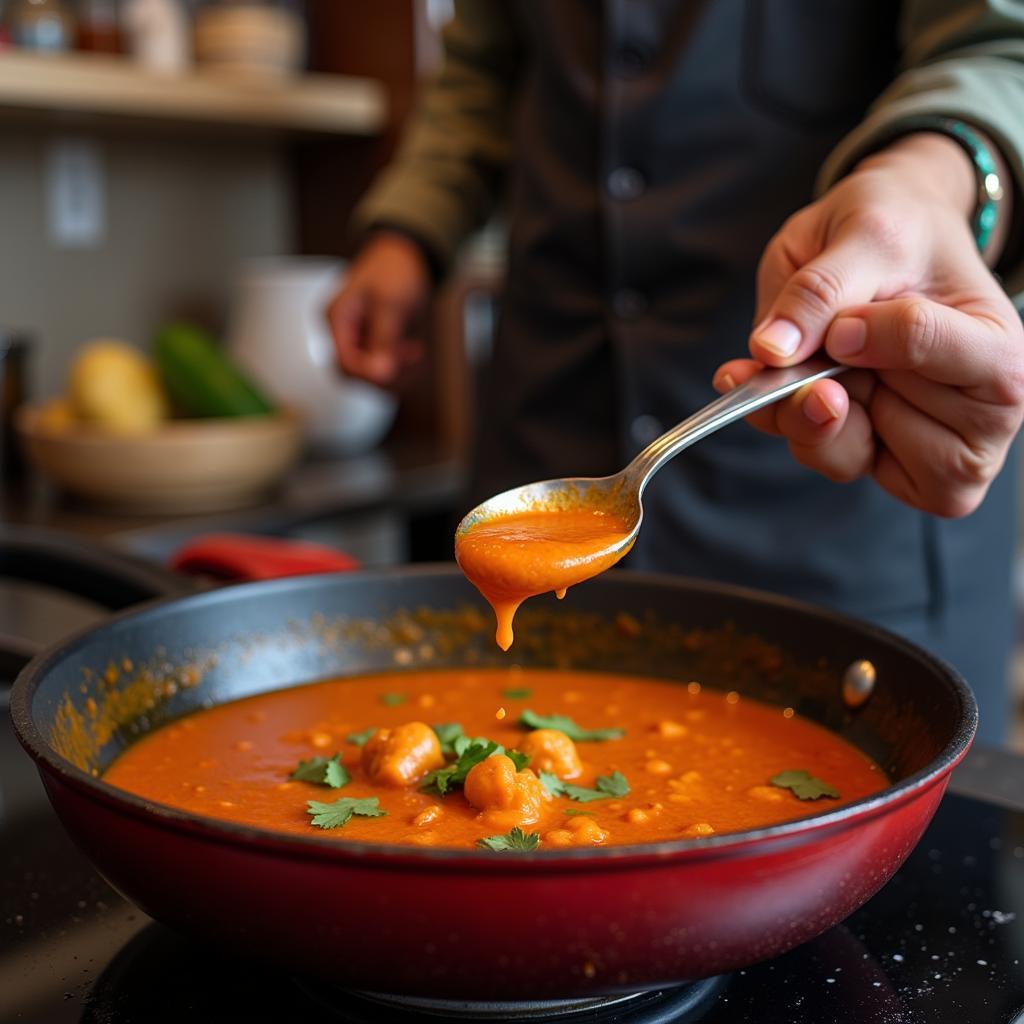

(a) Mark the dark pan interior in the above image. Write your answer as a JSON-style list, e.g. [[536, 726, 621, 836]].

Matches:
[[17, 567, 975, 788]]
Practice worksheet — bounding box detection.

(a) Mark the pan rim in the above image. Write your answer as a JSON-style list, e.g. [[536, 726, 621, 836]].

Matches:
[[10, 564, 978, 869]]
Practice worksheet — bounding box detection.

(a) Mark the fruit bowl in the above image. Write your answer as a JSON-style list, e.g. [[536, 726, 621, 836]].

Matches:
[[16, 406, 302, 514]]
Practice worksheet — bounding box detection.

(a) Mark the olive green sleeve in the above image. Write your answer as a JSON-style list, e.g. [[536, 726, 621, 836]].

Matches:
[[349, 1, 522, 273], [817, 0, 1024, 303]]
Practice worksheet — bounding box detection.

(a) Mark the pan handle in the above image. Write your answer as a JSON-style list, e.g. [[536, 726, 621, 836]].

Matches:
[[0, 527, 194, 698], [0, 526, 194, 609]]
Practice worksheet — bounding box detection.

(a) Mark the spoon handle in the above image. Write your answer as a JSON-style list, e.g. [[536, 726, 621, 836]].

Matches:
[[628, 357, 847, 489]]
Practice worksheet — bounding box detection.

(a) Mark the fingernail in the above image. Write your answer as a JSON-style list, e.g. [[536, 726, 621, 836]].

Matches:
[[754, 318, 802, 357], [828, 317, 866, 358], [803, 390, 840, 425], [715, 372, 737, 392]]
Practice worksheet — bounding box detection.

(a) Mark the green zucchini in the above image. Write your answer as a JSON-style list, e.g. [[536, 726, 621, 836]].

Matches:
[[154, 323, 275, 419]]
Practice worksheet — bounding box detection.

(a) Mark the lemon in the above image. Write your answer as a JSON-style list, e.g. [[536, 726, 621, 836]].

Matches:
[[68, 339, 168, 434]]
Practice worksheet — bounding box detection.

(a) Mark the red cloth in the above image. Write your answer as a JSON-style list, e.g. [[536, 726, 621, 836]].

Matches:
[[170, 534, 359, 582]]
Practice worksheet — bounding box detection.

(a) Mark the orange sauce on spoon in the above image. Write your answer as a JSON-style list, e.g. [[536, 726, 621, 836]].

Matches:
[[455, 507, 634, 650]]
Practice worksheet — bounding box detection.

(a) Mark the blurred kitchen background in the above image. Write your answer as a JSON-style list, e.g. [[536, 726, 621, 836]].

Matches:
[[0, 3, 496, 545], [0, 0, 1020, 749]]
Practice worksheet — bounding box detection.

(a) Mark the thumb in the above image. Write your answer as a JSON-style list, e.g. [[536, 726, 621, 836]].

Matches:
[[327, 286, 367, 371], [750, 230, 887, 367]]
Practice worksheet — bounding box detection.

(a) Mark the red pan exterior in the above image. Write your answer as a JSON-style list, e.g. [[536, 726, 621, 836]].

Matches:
[[38, 762, 951, 998]]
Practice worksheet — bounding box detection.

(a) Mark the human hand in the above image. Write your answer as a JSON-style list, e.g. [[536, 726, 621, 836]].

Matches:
[[327, 231, 432, 388], [714, 132, 1024, 517]]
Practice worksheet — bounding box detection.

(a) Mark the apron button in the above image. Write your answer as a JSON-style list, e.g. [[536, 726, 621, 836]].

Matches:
[[607, 166, 646, 200], [631, 414, 663, 446], [613, 289, 647, 319], [616, 45, 651, 77]]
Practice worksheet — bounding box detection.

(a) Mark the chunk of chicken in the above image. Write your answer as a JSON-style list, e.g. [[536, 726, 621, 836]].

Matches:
[[518, 728, 582, 779], [464, 754, 546, 829], [361, 722, 444, 786], [545, 815, 610, 847]]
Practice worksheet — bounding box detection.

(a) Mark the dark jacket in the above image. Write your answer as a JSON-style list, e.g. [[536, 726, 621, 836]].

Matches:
[[355, 1, 1024, 741]]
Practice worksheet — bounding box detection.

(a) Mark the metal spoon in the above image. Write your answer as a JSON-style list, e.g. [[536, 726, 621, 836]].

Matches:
[[456, 357, 846, 552]]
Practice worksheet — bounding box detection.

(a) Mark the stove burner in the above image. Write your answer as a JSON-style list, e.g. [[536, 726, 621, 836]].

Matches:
[[82, 922, 728, 1024], [297, 977, 729, 1023]]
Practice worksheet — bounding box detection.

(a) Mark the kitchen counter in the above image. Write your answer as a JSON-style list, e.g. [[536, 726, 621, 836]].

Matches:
[[0, 441, 465, 566]]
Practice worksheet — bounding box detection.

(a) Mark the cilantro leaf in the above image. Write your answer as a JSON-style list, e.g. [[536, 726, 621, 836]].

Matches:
[[379, 692, 408, 707], [290, 753, 351, 789], [506, 749, 531, 771], [422, 739, 500, 796], [502, 688, 532, 699], [519, 709, 624, 742], [307, 796, 387, 830], [539, 770, 568, 797], [451, 733, 480, 757], [540, 770, 631, 802], [476, 826, 541, 852], [770, 769, 840, 801], [432, 722, 466, 757], [422, 735, 530, 796], [346, 727, 377, 747], [564, 808, 595, 817]]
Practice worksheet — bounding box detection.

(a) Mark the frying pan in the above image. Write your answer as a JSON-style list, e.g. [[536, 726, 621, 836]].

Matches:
[[10, 566, 975, 1000]]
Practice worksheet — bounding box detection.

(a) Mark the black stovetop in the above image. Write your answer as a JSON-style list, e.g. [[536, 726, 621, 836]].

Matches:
[[2, 706, 1023, 1024]]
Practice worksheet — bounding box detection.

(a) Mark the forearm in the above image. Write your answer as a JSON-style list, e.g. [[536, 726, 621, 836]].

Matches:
[[350, 0, 522, 274]]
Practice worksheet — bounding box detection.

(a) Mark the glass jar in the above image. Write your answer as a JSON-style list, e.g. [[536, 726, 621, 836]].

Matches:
[[0, 1, 12, 49], [10, 0, 75, 52], [77, 0, 122, 54]]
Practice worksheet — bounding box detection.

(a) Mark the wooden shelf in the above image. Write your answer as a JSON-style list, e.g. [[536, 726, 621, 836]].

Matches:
[[0, 51, 387, 136]]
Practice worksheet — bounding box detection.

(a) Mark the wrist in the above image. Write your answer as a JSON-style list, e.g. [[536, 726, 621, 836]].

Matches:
[[857, 132, 976, 219], [362, 224, 442, 285]]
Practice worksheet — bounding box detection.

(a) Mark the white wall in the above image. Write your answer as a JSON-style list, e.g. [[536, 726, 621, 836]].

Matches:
[[0, 125, 292, 397]]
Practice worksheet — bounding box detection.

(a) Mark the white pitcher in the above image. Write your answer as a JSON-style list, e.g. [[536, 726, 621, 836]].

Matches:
[[227, 258, 397, 455]]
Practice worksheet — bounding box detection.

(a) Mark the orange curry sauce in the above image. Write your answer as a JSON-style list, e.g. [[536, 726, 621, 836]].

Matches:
[[104, 669, 887, 850], [455, 508, 634, 650]]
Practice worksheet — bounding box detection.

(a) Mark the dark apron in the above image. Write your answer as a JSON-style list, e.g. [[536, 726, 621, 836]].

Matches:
[[471, 0, 1017, 743]]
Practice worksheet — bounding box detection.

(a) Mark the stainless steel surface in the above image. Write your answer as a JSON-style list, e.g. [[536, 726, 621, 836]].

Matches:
[[458, 358, 845, 556], [843, 659, 877, 709], [627, 357, 846, 487]]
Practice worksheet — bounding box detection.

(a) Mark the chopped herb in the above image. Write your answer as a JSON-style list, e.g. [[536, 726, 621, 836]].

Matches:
[[502, 688, 532, 699], [564, 808, 596, 817], [422, 734, 530, 796], [519, 709, 624, 742], [290, 753, 351, 789], [476, 826, 541, 852], [379, 692, 408, 707], [432, 722, 466, 757], [452, 734, 484, 758], [323, 759, 349, 789], [422, 739, 501, 796], [770, 770, 840, 801], [307, 796, 387, 830], [346, 727, 377, 747], [540, 770, 631, 803]]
